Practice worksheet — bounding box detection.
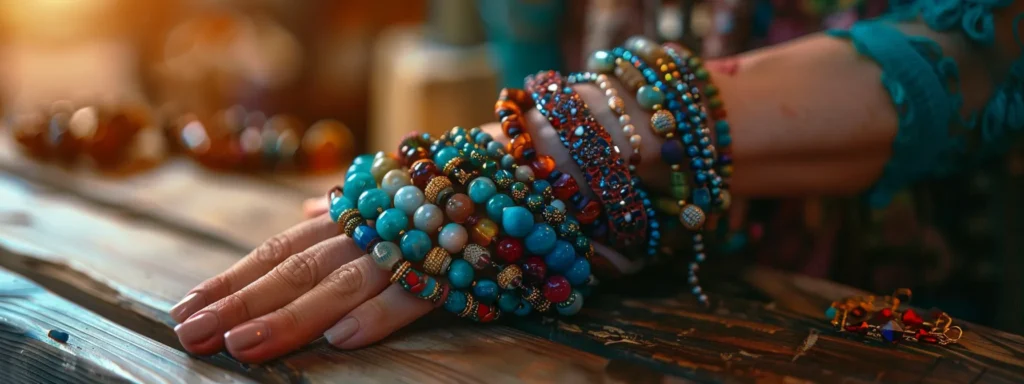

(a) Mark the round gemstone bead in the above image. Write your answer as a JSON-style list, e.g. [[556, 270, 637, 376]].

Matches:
[[497, 291, 521, 312], [543, 276, 572, 303], [508, 133, 533, 160], [393, 185, 425, 215], [433, 147, 460, 170], [352, 153, 374, 168], [357, 188, 391, 219], [502, 206, 535, 238], [587, 50, 615, 73], [522, 256, 547, 283], [576, 200, 601, 225], [564, 258, 591, 286], [514, 300, 533, 316], [376, 209, 408, 241], [371, 241, 402, 271], [525, 223, 557, 255], [381, 169, 411, 196], [473, 279, 499, 304], [514, 165, 534, 182], [444, 290, 468, 314], [438, 223, 469, 254], [400, 229, 432, 262], [410, 160, 440, 189], [444, 193, 474, 224], [370, 155, 400, 182], [486, 194, 515, 222], [636, 85, 665, 109], [530, 155, 556, 179], [470, 217, 499, 246], [496, 237, 524, 264], [413, 204, 444, 233], [467, 177, 498, 204], [556, 290, 584, 316], [329, 196, 354, 223], [343, 171, 375, 201], [544, 240, 576, 273], [552, 173, 579, 201], [447, 259, 475, 289]]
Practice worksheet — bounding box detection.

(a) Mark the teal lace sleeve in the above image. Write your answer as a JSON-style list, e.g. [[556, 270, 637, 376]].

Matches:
[[827, 1, 1024, 208]]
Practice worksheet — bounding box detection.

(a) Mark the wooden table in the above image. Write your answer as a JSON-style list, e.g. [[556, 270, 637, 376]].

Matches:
[[1, 136, 1022, 384]]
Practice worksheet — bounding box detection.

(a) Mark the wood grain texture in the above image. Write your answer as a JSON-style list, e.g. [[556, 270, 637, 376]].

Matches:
[[1, 150, 1023, 383], [0, 171, 626, 383], [0, 134, 313, 251], [0, 266, 255, 384]]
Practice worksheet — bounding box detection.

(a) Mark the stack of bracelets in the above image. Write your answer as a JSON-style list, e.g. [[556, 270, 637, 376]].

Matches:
[[325, 35, 733, 320]]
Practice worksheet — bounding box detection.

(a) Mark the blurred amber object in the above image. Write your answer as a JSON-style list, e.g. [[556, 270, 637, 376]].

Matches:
[[81, 105, 146, 168], [179, 116, 244, 170], [11, 112, 51, 159], [301, 119, 354, 173]]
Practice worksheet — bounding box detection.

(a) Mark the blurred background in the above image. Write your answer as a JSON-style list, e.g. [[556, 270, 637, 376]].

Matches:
[[0, 0, 710, 174]]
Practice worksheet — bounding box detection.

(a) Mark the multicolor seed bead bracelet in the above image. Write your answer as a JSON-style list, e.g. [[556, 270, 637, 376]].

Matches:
[[525, 70, 650, 254]]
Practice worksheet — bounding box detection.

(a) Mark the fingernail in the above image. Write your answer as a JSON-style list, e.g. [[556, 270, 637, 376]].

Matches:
[[174, 312, 219, 345], [225, 322, 270, 352], [169, 292, 203, 322], [324, 317, 359, 347]]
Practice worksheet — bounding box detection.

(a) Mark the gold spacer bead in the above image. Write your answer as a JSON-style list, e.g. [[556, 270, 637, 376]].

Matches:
[[424, 176, 453, 203], [496, 265, 523, 290], [423, 247, 452, 275], [443, 157, 465, 175], [459, 294, 477, 318], [390, 261, 412, 284], [343, 216, 363, 237]]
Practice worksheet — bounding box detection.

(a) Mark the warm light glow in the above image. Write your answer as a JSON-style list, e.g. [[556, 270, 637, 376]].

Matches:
[[0, 0, 116, 39]]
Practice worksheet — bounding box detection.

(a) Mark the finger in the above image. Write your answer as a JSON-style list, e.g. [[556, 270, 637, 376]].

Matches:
[[303, 196, 329, 218], [323, 284, 434, 349], [174, 235, 361, 355], [169, 214, 339, 323], [223, 256, 389, 363]]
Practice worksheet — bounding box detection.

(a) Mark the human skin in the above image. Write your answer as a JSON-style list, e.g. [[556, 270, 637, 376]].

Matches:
[[173, 31, 1004, 363]]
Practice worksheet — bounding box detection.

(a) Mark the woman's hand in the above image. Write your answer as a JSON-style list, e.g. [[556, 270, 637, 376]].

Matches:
[[169, 213, 435, 362], [172, 75, 669, 362]]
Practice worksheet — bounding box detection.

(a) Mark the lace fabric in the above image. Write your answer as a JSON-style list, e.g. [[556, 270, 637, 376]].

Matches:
[[829, 0, 1024, 207]]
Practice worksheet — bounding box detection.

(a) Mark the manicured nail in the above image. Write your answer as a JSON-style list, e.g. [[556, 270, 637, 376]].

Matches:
[[169, 292, 203, 322], [324, 318, 359, 347], [174, 312, 219, 345], [225, 322, 270, 352]]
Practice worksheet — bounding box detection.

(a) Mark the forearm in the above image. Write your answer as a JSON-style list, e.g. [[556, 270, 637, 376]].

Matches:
[[706, 35, 897, 196]]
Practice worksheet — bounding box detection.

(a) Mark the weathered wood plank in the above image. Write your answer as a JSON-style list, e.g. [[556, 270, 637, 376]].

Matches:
[[0, 134, 311, 251], [0, 266, 254, 384], [0, 172, 626, 383]]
